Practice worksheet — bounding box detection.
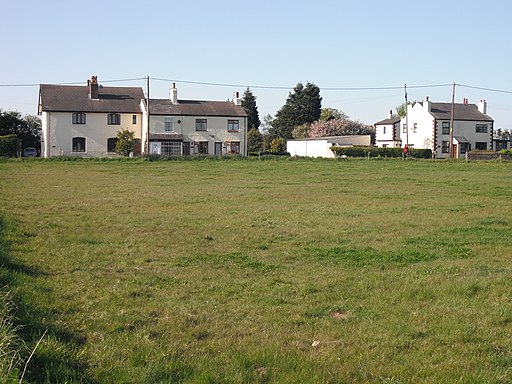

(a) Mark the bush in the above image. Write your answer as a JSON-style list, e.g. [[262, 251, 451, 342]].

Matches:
[[331, 146, 432, 159], [499, 149, 512, 156], [0, 135, 19, 157]]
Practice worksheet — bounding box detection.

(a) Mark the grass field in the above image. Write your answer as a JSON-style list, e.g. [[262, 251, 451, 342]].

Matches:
[[0, 158, 511, 383]]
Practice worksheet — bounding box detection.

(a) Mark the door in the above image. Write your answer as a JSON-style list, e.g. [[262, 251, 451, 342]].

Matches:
[[215, 142, 222, 155]]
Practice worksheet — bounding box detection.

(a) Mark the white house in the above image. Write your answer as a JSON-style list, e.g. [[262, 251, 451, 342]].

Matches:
[[374, 111, 401, 148], [375, 97, 494, 158], [142, 84, 248, 156], [38, 76, 144, 158], [287, 135, 371, 158]]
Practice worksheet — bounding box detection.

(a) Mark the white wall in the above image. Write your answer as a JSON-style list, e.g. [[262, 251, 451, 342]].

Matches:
[[404, 102, 435, 152], [375, 122, 401, 147], [287, 139, 333, 158], [43, 111, 142, 157]]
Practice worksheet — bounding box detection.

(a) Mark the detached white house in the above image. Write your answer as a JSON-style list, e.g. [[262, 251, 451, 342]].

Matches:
[[287, 135, 371, 158], [143, 84, 248, 156], [38, 77, 247, 158], [38, 76, 145, 158], [374, 111, 401, 148], [374, 97, 494, 158]]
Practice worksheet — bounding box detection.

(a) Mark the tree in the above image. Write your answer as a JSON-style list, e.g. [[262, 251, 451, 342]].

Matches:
[[308, 118, 376, 144], [0, 110, 41, 149], [292, 123, 310, 139], [272, 82, 322, 139], [495, 128, 512, 140], [320, 108, 348, 122], [247, 127, 263, 153], [242, 88, 261, 130], [396, 101, 416, 117], [270, 137, 286, 153], [115, 129, 136, 156]]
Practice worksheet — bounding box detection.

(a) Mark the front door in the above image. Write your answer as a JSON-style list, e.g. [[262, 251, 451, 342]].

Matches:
[[452, 144, 458, 159], [215, 142, 222, 155]]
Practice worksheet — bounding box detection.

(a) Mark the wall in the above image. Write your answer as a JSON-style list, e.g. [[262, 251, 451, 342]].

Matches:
[[375, 122, 400, 147], [404, 102, 435, 152], [44, 111, 142, 157], [287, 139, 332, 158]]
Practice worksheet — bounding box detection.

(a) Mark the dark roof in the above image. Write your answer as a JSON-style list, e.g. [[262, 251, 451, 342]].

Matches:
[[375, 116, 401, 125], [427, 102, 493, 122], [39, 84, 145, 113], [149, 99, 247, 117]]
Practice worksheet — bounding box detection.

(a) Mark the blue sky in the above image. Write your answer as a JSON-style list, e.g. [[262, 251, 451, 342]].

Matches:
[[2, 0, 512, 128]]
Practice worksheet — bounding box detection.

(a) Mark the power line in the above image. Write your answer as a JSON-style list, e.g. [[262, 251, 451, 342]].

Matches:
[[0, 77, 146, 87], [458, 83, 512, 95], [152, 77, 453, 91]]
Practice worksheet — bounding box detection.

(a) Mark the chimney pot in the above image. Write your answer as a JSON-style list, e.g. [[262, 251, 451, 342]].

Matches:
[[89, 75, 99, 99]]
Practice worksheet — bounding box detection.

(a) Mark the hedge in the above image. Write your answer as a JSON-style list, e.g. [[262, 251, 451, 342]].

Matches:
[[331, 146, 432, 159], [0, 135, 19, 157]]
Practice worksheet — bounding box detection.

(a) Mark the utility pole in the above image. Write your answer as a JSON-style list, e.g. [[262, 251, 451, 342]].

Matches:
[[449, 82, 455, 159], [146, 75, 150, 155], [404, 84, 409, 151]]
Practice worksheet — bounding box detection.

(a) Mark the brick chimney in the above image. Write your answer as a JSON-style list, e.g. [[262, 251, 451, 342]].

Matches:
[[88, 76, 99, 100]]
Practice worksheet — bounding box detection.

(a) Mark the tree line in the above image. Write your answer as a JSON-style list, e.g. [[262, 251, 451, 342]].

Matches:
[[0, 110, 41, 156], [242, 83, 375, 153]]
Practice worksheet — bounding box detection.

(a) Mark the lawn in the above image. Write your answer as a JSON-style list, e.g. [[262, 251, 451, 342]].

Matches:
[[0, 158, 511, 383]]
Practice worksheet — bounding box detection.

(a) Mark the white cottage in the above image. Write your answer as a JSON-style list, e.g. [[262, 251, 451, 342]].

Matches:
[[38, 76, 144, 158], [143, 84, 248, 156], [404, 98, 493, 158], [374, 111, 401, 148]]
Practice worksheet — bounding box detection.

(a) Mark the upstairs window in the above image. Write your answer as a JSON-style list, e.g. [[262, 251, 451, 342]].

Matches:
[[442, 122, 450, 135], [476, 124, 488, 133], [383, 126, 386, 135], [72, 137, 86, 152], [195, 119, 207, 131], [107, 113, 121, 125], [132, 115, 137, 124], [412, 123, 418, 133], [165, 117, 174, 132], [72, 112, 86, 124], [227, 120, 239, 132], [402, 124, 407, 133]]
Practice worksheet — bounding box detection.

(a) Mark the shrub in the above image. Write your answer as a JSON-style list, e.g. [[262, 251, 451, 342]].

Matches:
[[0, 135, 19, 157], [330, 146, 431, 159]]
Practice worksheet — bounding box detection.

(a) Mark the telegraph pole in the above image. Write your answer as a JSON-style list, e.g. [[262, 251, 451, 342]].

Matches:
[[404, 84, 409, 151], [146, 75, 150, 154], [449, 82, 455, 158]]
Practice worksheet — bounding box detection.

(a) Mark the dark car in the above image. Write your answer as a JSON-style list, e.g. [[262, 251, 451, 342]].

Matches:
[[22, 147, 38, 157]]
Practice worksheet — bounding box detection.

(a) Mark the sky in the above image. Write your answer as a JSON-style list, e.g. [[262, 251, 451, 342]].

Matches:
[[2, 0, 512, 129]]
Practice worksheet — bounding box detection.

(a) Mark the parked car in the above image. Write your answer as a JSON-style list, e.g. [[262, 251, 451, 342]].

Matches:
[[22, 147, 38, 157]]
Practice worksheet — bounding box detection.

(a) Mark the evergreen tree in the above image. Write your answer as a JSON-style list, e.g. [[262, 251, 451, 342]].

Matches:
[[241, 88, 261, 130], [272, 82, 322, 139]]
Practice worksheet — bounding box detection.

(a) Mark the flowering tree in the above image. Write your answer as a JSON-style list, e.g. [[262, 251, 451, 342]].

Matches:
[[308, 118, 375, 144]]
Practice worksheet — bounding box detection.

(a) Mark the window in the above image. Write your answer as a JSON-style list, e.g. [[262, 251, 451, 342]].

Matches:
[[402, 124, 407, 133], [195, 119, 207, 131], [72, 112, 86, 124], [227, 120, 239, 132], [382, 144, 388, 148], [476, 124, 488, 133], [460, 143, 469, 154], [107, 138, 117, 153], [442, 141, 450, 153], [197, 141, 208, 154], [475, 142, 488, 150], [412, 123, 418, 133], [72, 137, 86, 152], [442, 122, 450, 135], [383, 126, 386, 135], [165, 117, 174, 132], [107, 113, 121, 125], [132, 115, 137, 124], [495, 140, 508, 151], [226, 141, 240, 154], [161, 142, 182, 156]]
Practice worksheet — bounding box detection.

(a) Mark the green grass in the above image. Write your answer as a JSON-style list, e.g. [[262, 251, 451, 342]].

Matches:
[[0, 158, 511, 383]]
